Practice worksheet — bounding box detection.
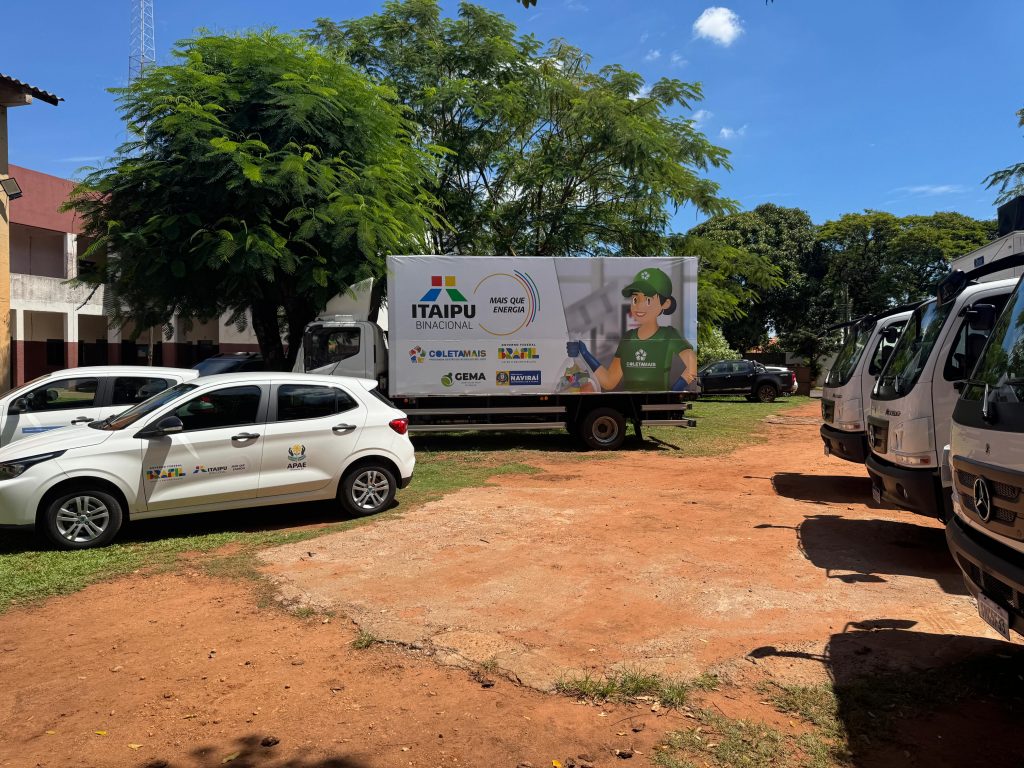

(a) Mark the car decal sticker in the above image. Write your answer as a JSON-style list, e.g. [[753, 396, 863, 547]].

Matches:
[[21, 426, 62, 434], [287, 444, 307, 470]]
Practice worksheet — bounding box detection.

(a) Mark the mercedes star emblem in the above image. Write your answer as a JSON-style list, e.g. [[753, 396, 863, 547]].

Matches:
[[974, 476, 993, 522]]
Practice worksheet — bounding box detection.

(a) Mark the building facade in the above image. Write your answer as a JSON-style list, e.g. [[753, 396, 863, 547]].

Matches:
[[8, 165, 261, 386]]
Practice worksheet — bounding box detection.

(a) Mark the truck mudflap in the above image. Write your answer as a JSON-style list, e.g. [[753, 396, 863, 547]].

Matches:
[[865, 453, 952, 519], [947, 513, 1024, 638], [819, 423, 868, 464]]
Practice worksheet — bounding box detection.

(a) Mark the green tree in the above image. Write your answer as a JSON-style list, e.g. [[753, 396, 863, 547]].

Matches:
[[696, 326, 739, 368], [985, 107, 1024, 203], [308, 0, 734, 259], [66, 31, 440, 370], [686, 204, 815, 351]]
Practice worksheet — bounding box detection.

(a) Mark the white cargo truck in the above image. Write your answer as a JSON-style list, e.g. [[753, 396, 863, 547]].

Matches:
[[294, 255, 700, 450], [820, 305, 917, 464], [866, 233, 1024, 519]]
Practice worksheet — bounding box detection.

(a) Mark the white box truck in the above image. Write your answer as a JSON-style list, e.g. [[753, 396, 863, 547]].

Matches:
[[294, 255, 699, 450], [866, 225, 1024, 519], [820, 304, 917, 464]]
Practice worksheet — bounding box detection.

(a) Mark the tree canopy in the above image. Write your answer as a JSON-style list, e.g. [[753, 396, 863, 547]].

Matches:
[[308, 0, 735, 259], [986, 107, 1024, 203], [67, 31, 440, 369]]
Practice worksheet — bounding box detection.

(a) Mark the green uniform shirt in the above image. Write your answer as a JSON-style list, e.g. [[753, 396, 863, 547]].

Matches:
[[615, 326, 693, 391]]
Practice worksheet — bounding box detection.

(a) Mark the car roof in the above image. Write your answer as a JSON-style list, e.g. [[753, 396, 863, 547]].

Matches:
[[38, 366, 199, 378], [192, 371, 379, 390]]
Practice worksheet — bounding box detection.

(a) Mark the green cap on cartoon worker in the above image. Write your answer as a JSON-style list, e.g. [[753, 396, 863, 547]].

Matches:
[[621, 267, 674, 304]]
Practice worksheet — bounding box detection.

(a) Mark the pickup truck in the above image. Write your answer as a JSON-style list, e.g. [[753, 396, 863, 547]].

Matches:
[[697, 359, 797, 402]]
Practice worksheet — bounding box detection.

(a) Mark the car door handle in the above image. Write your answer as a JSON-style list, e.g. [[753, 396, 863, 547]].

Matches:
[[70, 416, 94, 424], [333, 424, 357, 434], [231, 432, 260, 441]]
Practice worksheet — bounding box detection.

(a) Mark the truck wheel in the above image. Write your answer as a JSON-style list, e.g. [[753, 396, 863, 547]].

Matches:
[[755, 383, 778, 403], [580, 408, 627, 450], [340, 463, 397, 516], [41, 488, 123, 550]]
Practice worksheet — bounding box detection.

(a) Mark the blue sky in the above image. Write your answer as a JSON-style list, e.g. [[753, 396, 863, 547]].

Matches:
[[5, 0, 1022, 228]]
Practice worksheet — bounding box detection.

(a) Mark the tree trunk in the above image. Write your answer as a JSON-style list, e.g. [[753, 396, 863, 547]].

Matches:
[[368, 277, 386, 324], [249, 300, 288, 371], [283, 296, 318, 372]]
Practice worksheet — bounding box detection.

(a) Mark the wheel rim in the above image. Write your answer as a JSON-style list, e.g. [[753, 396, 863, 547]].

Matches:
[[758, 386, 774, 402], [55, 495, 110, 543], [591, 415, 621, 446], [351, 470, 391, 511]]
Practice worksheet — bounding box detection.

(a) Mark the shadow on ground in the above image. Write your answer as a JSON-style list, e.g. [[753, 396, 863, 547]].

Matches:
[[141, 734, 372, 767], [772, 472, 881, 506], [752, 625, 1024, 767], [789, 514, 967, 594], [411, 429, 678, 453]]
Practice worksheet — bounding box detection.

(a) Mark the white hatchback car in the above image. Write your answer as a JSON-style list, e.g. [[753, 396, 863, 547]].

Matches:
[[0, 366, 199, 447], [0, 372, 414, 549]]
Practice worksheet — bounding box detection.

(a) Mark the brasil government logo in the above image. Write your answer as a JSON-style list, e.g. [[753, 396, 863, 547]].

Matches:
[[498, 344, 540, 361]]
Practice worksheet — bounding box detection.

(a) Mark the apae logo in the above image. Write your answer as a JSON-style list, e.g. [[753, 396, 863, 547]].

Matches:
[[287, 444, 307, 470], [413, 276, 476, 331]]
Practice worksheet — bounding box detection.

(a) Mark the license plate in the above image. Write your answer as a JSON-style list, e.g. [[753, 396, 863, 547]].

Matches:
[[978, 593, 1011, 641], [872, 485, 881, 504], [823, 442, 831, 457]]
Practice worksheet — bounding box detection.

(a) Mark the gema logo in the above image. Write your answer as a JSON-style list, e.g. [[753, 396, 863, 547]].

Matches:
[[412, 276, 476, 331], [442, 371, 486, 387]]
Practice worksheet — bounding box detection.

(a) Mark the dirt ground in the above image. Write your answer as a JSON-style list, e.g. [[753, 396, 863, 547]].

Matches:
[[2, 401, 1022, 767]]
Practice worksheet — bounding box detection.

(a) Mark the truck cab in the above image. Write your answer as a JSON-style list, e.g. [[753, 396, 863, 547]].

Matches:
[[820, 307, 913, 464], [294, 315, 388, 390], [866, 271, 1017, 520], [946, 273, 1024, 639]]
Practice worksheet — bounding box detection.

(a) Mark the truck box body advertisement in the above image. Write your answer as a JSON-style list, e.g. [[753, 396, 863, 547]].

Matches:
[[387, 255, 698, 397]]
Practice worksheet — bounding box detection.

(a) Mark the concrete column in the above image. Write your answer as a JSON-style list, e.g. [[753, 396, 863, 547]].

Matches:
[[0, 174, 11, 393], [10, 307, 23, 386], [64, 311, 78, 369], [107, 323, 122, 365], [63, 233, 77, 280]]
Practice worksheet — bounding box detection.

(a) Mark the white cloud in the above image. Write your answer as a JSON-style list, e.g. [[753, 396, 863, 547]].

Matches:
[[719, 124, 747, 139], [640, 32, 650, 44], [670, 51, 687, 67], [564, 0, 589, 10], [893, 184, 966, 197], [629, 84, 653, 102], [693, 7, 744, 46], [691, 109, 713, 126], [644, 49, 662, 61]]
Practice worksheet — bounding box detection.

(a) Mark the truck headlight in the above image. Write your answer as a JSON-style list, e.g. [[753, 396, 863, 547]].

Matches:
[[0, 450, 65, 480], [836, 420, 863, 431], [892, 451, 932, 467]]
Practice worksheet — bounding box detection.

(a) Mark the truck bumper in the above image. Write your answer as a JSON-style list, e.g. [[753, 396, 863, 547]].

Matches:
[[820, 424, 868, 464], [865, 453, 951, 519], [947, 513, 1024, 637]]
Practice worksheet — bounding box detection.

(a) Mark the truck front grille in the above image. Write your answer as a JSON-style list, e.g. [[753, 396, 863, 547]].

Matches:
[[821, 399, 835, 423], [867, 420, 888, 453]]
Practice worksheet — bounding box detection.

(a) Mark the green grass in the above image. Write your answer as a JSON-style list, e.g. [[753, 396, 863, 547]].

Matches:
[[554, 667, 719, 709], [351, 629, 380, 649], [643, 395, 811, 456]]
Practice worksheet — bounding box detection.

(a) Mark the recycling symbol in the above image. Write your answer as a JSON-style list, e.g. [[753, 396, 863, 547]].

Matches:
[[641, 271, 650, 280], [635, 348, 647, 362]]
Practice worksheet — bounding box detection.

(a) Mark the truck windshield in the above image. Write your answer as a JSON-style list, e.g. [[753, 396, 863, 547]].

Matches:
[[825, 321, 873, 387], [303, 326, 361, 372], [873, 299, 953, 400], [965, 280, 1024, 405]]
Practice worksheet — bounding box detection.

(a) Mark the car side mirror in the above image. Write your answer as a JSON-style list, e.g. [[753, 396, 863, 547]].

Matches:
[[967, 303, 997, 332], [135, 415, 184, 439], [9, 398, 28, 414]]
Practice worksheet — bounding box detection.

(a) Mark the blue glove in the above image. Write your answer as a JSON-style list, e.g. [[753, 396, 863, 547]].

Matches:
[[672, 376, 690, 391], [567, 340, 601, 372]]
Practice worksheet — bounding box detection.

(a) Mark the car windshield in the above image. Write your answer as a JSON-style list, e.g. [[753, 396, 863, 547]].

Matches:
[[194, 357, 247, 375], [966, 279, 1024, 405], [91, 383, 198, 431], [873, 299, 953, 400], [825, 320, 873, 388]]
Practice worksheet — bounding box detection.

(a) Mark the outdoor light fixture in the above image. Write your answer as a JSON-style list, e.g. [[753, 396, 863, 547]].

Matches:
[[0, 177, 23, 201]]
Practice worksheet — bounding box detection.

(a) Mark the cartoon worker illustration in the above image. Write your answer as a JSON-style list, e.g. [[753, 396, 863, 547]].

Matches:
[[566, 267, 697, 392]]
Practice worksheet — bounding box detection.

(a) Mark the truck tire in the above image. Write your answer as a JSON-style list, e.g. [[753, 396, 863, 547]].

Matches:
[[755, 383, 778, 403], [579, 408, 627, 450], [41, 488, 124, 550]]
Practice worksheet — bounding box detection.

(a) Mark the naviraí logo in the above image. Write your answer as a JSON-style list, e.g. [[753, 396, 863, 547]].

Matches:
[[413, 275, 476, 331]]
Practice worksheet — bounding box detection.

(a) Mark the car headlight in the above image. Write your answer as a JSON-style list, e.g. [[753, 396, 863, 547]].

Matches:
[[0, 450, 65, 481]]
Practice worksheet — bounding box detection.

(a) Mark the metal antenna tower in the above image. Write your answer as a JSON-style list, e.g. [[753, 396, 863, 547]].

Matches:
[[129, 0, 156, 81]]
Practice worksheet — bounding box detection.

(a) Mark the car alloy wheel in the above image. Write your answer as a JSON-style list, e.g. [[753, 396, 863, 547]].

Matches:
[[55, 494, 111, 543], [350, 469, 392, 511]]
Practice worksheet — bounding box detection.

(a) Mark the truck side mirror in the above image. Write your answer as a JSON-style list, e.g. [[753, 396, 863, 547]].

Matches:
[[966, 303, 997, 332], [953, 380, 967, 394], [881, 326, 900, 343]]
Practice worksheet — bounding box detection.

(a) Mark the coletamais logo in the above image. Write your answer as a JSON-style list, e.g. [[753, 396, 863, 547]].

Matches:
[[411, 346, 486, 363], [410, 346, 426, 363]]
